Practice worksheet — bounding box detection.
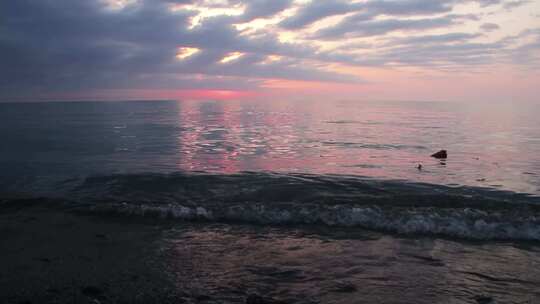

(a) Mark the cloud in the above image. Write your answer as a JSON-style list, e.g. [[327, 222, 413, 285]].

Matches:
[[503, 0, 530, 10], [480, 22, 500, 32], [362, 0, 455, 16], [279, 0, 517, 30], [508, 28, 540, 68], [315, 39, 505, 70], [313, 14, 465, 39], [316, 26, 540, 71], [475, 0, 502, 7], [240, 0, 293, 21], [383, 32, 483, 46], [0, 0, 538, 100], [279, 0, 356, 29], [0, 0, 357, 98]]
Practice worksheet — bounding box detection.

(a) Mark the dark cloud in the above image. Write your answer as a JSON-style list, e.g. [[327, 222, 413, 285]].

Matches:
[[316, 27, 540, 71], [502, 0, 530, 10], [362, 0, 454, 16], [279, 0, 517, 30], [279, 0, 455, 30], [313, 24, 534, 70], [480, 22, 500, 32], [383, 32, 483, 46], [241, 0, 293, 21], [371, 41, 504, 68], [474, 0, 502, 7], [0, 0, 356, 99], [0, 0, 537, 100], [0, 0, 192, 91], [313, 14, 462, 39], [279, 0, 356, 29]]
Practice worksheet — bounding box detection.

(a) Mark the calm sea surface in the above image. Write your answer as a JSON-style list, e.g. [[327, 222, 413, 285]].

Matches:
[[0, 99, 538, 194]]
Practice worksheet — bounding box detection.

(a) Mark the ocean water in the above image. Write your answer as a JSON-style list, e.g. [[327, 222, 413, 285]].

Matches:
[[0, 99, 539, 193], [2, 99, 540, 302], [0, 100, 540, 241]]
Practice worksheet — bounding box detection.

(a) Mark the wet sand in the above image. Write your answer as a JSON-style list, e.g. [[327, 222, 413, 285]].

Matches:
[[0, 205, 184, 304], [1, 204, 540, 304]]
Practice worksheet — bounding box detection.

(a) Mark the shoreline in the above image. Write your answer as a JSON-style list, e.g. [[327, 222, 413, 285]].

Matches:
[[0, 206, 183, 303], [2, 205, 540, 303]]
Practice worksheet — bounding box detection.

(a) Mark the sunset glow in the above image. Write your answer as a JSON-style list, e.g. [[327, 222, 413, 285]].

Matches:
[[1, 0, 539, 102], [176, 47, 200, 60], [219, 52, 245, 64]]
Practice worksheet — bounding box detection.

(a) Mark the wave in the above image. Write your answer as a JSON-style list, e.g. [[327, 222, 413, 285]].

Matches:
[[321, 141, 427, 150], [2, 172, 540, 241], [87, 202, 540, 241]]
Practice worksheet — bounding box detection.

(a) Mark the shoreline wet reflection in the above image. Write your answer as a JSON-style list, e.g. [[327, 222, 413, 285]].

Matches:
[[160, 223, 540, 304]]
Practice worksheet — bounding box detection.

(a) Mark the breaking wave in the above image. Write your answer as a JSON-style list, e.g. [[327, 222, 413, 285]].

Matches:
[[2, 172, 540, 241]]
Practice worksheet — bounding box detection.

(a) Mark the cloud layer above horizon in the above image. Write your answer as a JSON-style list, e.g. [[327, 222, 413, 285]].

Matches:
[[1, 0, 539, 101]]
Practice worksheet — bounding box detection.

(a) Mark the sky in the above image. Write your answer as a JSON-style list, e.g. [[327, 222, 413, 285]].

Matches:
[[0, 0, 539, 102]]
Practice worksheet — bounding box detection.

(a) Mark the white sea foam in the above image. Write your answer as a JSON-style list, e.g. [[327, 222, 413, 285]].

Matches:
[[89, 202, 540, 241]]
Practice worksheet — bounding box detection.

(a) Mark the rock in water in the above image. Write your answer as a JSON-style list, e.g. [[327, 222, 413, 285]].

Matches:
[[431, 150, 447, 159]]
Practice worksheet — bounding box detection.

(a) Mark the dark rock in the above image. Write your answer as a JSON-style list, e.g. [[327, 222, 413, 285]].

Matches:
[[431, 150, 447, 159]]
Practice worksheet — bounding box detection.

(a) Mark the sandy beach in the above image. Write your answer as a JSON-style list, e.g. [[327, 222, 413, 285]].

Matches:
[[0, 202, 186, 303], [2, 201, 540, 304]]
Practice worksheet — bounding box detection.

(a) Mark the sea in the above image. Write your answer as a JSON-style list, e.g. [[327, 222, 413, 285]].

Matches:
[[1, 99, 540, 303]]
